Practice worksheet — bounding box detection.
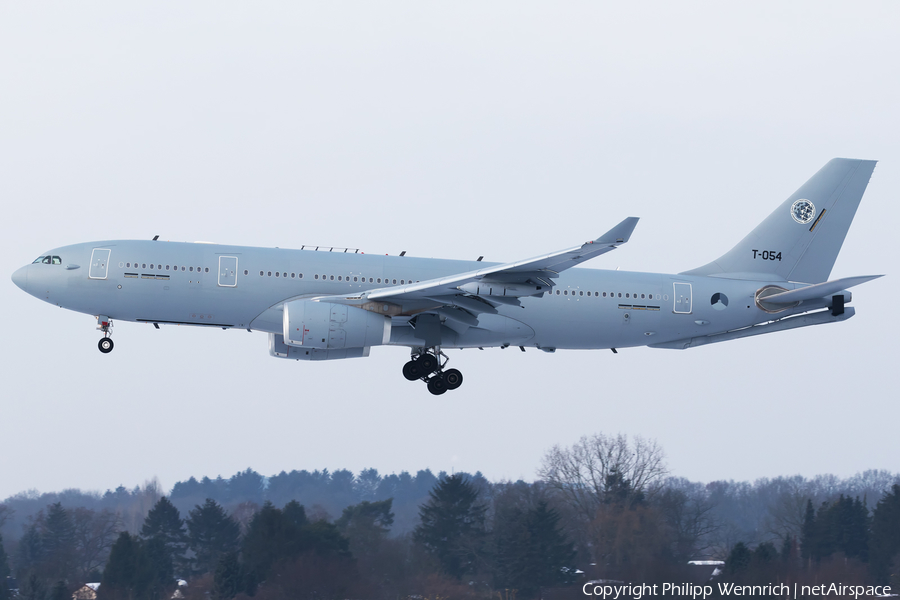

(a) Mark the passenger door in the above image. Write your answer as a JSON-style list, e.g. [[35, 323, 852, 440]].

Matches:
[[218, 256, 238, 287], [89, 248, 111, 279]]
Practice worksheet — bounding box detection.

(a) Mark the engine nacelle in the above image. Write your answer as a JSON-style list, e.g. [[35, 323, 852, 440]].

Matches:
[[282, 300, 390, 349], [269, 333, 370, 360]]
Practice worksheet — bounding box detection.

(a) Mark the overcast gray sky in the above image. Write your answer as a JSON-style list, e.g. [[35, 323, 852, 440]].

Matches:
[[1, 2, 898, 501]]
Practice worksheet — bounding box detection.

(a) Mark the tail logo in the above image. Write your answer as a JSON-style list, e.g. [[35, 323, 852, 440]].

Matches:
[[790, 199, 816, 224]]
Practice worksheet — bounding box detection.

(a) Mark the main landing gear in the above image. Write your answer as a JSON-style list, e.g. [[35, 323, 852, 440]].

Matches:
[[97, 316, 114, 354], [402, 348, 463, 395]]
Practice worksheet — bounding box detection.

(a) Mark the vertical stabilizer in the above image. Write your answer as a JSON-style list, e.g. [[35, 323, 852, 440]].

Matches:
[[681, 158, 876, 283]]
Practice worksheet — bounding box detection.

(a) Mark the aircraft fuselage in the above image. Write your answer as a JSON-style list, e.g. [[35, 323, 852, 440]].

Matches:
[[12, 239, 832, 352]]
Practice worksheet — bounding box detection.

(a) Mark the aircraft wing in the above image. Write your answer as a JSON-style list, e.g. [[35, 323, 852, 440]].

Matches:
[[365, 216, 639, 303], [314, 217, 638, 325]]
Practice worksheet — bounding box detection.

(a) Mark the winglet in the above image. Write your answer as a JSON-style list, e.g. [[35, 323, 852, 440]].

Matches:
[[593, 217, 640, 246]]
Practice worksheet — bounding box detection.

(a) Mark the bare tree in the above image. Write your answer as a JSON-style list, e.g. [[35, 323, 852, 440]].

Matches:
[[72, 507, 120, 581], [656, 478, 720, 560], [538, 433, 668, 524], [0, 504, 12, 531]]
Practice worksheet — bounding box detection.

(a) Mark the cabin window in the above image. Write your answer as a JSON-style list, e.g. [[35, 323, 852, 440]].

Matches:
[[602, 292, 607, 297], [244, 270, 249, 275], [392, 279, 397, 284], [337, 276, 342, 281], [330, 275, 334, 280], [268, 271, 272, 276], [275, 272, 280, 277], [189, 267, 193, 272], [353, 276, 358, 282], [290, 273, 295, 278], [260, 271, 264, 276], [166, 265, 170, 270], [556, 290, 560, 295], [299, 273, 303, 279], [377, 278, 382, 283], [205, 267, 209, 273]]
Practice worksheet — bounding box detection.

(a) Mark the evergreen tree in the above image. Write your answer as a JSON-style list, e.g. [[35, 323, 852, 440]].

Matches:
[[48, 580, 69, 600], [42, 503, 77, 583], [525, 501, 577, 589], [335, 499, 394, 559], [803, 496, 869, 562], [186, 499, 241, 575], [141, 536, 175, 600], [16, 524, 44, 578], [414, 473, 488, 579], [141, 496, 188, 575], [870, 484, 900, 584], [726, 542, 752, 573], [800, 500, 816, 563], [493, 501, 576, 595], [753, 541, 777, 564], [303, 520, 351, 559], [603, 467, 645, 507], [99, 532, 140, 600], [99, 532, 172, 600], [0, 532, 11, 600], [212, 552, 244, 600], [283, 500, 308, 529], [241, 502, 300, 583]]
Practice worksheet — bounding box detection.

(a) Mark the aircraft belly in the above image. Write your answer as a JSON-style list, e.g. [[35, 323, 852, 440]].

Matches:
[[391, 313, 535, 348], [526, 298, 663, 349]]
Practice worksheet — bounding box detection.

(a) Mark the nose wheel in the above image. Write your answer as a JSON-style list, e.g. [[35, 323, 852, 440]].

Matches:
[[97, 316, 114, 354], [402, 348, 464, 395]]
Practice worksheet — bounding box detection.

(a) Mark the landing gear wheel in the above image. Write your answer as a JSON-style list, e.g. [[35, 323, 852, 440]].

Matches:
[[443, 368, 463, 390], [98, 338, 114, 354], [417, 354, 438, 373], [402, 360, 422, 381], [427, 375, 448, 396]]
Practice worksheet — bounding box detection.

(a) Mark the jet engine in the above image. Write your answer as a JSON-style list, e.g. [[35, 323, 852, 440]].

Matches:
[[282, 299, 390, 350], [269, 333, 371, 360]]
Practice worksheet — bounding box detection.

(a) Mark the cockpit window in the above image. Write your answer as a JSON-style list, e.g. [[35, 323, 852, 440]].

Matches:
[[32, 255, 62, 265]]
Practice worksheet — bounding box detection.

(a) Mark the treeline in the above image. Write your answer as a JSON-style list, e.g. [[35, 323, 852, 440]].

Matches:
[[2, 434, 900, 598], [717, 487, 900, 588]]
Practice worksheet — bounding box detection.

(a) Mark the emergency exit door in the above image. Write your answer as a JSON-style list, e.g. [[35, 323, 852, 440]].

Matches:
[[673, 282, 692, 314]]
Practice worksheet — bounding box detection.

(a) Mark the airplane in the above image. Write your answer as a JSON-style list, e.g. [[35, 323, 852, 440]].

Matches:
[[11, 158, 883, 395]]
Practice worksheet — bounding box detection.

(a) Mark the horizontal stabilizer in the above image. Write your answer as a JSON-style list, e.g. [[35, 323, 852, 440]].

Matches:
[[763, 275, 883, 304]]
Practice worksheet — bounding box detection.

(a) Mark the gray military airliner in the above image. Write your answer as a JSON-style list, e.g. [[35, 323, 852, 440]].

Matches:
[[12, 158, 882, 394]]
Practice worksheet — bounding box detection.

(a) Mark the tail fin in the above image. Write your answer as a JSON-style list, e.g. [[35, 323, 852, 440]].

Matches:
[[682, 158, 877, 283]]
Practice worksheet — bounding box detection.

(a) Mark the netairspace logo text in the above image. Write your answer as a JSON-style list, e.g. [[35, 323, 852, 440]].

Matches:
[[582, 582, 893, 599]]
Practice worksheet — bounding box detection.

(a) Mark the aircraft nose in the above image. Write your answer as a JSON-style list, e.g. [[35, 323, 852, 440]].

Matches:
[[11, 265, 29, 292]]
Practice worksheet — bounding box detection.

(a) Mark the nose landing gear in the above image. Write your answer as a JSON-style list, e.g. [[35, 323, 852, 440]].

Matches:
[[97, 316, 114, 354], [402, 348, 464, 395]]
